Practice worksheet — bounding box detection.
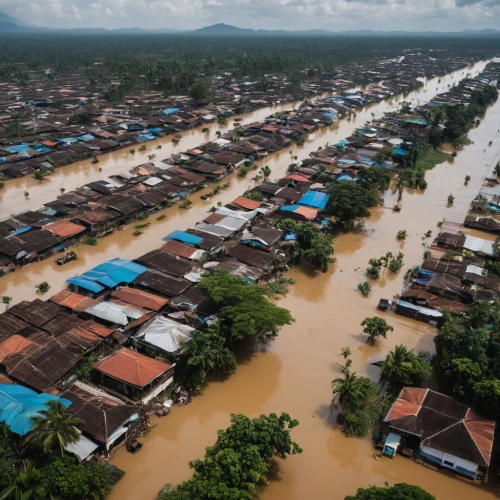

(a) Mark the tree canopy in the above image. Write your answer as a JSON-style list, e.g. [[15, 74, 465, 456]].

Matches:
[[345, 483, 435, 500], [198, 270, 294, 344], [327, 183, 378, 228], [159, 413, 302, 500], [361, 317, 394, 344]]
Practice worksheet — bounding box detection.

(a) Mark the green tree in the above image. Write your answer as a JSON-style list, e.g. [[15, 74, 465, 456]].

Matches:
[[189, 78, 209, 102], [361, 317, 393, 344], [159, 413, 301, 500], [199, 271, 294, 344], [260, 165, 271, 178], [327, 183, 378, 228], [176, 326, 237, 389], [444, 357, 482, 401], [331, 371, 377, 413], [473, 379, 500, 417], [31, 400, 82, 456], [345, 483, 435, 500], [376, 345, 431, 394]]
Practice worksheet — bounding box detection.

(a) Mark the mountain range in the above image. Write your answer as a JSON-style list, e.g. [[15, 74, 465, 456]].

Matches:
[[0, 15, 499, 36]]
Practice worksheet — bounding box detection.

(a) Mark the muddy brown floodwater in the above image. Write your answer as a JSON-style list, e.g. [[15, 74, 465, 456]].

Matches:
[[1, 60, 498, 499], [104, 62, 500, 500], [0, 60, 492, 306]]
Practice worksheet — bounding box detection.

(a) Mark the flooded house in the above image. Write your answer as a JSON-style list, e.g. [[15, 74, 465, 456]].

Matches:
[[383, 388, 495, 481], [93, 348, 174, 405]]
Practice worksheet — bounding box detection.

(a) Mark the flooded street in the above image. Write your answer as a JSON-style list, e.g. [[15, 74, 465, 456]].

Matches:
[[0, 60, 491, 305], [103, 62, 500, 499]]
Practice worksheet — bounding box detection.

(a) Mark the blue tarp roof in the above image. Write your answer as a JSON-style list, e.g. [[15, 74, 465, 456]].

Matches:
[[323, 112, 337, 120], [279, 204, 301, 213], [147, 127, 162, 133], [139, 134, 156, 142], [67, 258, 147, 293], [164, 230, 203, 246], [393, 146, 407, 156], [337, 175, 356, 182], [334, 140, 351, 147], [163, 108, 179, 115], [0, 384, 71, 436], [284, 233, 297, 241], [77, 134, 94, 141], [57, 137, 78, 144], [33, 145, 51, 153], [298, 190, 330, 210], [4, 144, 30, 154], [11, 226, 31, 236]]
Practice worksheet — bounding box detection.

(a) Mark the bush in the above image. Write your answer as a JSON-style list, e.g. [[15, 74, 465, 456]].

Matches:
[[82, 236, 98, 246], [343, 410, 371, 437], [358, 281, 371, 296], [36, 282, 50, 293], [237, 166, 250, 177]]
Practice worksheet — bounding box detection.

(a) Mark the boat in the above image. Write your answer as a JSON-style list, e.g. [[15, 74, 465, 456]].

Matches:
[[55, 251, 77, 266]]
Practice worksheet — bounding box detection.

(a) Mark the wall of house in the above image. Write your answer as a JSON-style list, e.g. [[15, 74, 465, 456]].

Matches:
[[419, 444, 478, 477]]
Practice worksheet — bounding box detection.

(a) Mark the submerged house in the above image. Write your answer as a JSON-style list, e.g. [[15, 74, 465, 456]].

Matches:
[[383, 388, 495, 480], [61, 381, 138, 456], [93, 348, 174, 404]]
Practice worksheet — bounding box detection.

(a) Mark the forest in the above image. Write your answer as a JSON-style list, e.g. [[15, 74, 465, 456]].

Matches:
[[1, 33, 500, 94]]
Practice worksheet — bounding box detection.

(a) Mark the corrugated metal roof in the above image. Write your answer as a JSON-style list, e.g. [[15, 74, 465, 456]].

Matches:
[[164, 230, 203, 246]]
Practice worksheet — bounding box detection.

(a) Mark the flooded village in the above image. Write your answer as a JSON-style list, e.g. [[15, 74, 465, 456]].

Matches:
[[1, 26, 500, 500]]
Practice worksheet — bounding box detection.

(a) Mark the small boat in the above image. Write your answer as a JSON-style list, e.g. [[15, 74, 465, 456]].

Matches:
[[55, 251, 77, 266]]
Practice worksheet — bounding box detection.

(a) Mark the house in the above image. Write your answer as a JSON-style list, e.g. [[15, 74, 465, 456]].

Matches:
[[132, 315, 195, 359], [0, 383, 71, 436], [93, 348, 174, 404], [383, 388, 495, 480], [61, 381, 138, 455]]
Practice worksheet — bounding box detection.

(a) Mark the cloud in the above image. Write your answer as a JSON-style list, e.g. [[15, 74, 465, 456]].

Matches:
[[2, 0, 500, 30]]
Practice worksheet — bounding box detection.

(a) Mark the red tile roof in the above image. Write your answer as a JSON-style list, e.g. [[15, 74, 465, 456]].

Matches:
[[385, 388, 495, 467], [95, 348, 171, 388], [43, 220, 86, 238], [49, 290, 99, 312], [0, 335, 33, 362]]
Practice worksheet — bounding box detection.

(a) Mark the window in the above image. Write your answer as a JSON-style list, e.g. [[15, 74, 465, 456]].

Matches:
[[443, 460, 454, 467]]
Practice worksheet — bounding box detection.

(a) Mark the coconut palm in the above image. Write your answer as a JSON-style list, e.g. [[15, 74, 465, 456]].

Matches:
[[31, 400, 82, 456], [361, 317, 394, 344], [260, 166, 271, 179], [377, 344, 414, 390], [331, 371, 371, 412]]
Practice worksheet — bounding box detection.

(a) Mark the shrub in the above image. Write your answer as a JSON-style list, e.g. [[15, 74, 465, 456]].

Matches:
[[82, 236, 98, 246], [36, 282, 50, 293], [357, 281, 371, 296]]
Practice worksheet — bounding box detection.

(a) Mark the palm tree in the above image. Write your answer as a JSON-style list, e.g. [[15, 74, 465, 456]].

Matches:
[[331, 371, 366, 412], [31, 400, 82, 456], [361, 317, 394, 344], [377, 344, 414, 391], [260, 166, 271, 179]]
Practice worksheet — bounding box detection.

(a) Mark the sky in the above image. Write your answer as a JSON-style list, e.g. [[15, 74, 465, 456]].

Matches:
[[2, 0, 500, 31]]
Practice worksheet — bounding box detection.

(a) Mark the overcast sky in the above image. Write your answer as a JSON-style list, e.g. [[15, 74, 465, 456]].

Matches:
[[3, 0, 500, 31]]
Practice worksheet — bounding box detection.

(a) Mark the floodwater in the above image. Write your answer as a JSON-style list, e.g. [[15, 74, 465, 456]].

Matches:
[[105, 61, 500, 499], [0, 60, 492, 306]]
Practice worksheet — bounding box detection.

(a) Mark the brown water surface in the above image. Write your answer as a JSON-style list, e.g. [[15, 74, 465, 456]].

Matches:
[[0, 60, 491, 305], [104, 62, 500, 499]]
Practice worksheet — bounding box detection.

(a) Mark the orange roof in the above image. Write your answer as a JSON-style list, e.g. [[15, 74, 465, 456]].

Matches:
[[0, 335, 33, 361], [111, 287, 168, 311], [231, 196, 262, 211], [81, 321, 115, 338], [49, 290, 98, 312], [294, 206, 317, 220], [284, 173, 311, 182], [203, 213, 226, 224], [44, 220, 86, 238], [95, 348, 171, 387], [41, 140, 58, 147]]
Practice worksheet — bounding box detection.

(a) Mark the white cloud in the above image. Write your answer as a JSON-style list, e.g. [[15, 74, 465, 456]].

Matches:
[[2, 0, 500, 30]]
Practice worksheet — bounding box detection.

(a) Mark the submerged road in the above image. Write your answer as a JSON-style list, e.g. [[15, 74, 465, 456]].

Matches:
[[0, 60, 491, 305], [106, 62, 500, 499]]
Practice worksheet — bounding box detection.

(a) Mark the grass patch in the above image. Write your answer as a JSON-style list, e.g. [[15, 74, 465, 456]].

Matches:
[[415, 150, 450, 171]]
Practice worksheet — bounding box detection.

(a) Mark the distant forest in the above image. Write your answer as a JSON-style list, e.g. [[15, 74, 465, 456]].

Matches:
[[0, 34, 498, 95]]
